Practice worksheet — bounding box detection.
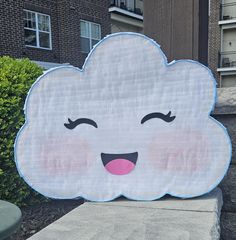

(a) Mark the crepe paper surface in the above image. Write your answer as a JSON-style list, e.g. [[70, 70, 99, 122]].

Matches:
[[14, 33, 232, 201]]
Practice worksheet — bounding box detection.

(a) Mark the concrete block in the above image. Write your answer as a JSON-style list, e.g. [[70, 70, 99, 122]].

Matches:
[[214, 87, 236, 115], [28, 188, 223, 240]]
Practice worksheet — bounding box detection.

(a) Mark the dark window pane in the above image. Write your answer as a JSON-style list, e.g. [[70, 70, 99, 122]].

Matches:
[[24, 19, 28, 28], [39, 32, 50, 48], [28, 19, 35, 29], [92, 39, 99, 48], [81, 37, 90, 53], [24, 29, 37, 46]]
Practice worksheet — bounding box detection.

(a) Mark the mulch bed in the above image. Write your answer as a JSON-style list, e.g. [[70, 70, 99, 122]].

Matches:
[[11, 199, 84, 240]]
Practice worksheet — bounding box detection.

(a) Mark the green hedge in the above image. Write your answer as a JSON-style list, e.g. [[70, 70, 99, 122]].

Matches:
[[0, 56, 47, 206]]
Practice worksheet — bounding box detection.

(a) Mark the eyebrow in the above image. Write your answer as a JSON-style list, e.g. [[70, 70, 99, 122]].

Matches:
[[64, 118, 98, 129], [141, 111, 176, 124]]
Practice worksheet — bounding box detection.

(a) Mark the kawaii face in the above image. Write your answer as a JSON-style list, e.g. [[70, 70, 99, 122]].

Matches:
[[15, 33, 231, 201]]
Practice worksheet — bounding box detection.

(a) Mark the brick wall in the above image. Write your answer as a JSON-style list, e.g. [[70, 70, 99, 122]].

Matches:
[[0, 0, 24, 58], [0, 0, 111, 68], [57, 0, 111, 67], [208, 0, 221, 85]]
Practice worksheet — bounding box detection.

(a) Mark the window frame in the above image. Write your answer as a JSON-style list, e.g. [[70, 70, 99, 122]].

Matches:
[[80, 20, 101, 53], [24, 9, 52, 50]]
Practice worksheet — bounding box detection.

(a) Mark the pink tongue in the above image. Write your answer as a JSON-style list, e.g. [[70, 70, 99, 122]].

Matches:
[[105, 159, 135, 175]]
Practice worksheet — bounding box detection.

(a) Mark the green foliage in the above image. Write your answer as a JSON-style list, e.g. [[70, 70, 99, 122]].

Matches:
[[0, 56, 47, 206]]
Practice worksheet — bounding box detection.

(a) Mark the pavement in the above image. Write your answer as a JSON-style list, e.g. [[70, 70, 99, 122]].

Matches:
[[28, 188, 223, 240]]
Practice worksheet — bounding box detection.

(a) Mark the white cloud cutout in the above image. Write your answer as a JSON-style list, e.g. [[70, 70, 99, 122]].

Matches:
[[15, 33, 231, 200]]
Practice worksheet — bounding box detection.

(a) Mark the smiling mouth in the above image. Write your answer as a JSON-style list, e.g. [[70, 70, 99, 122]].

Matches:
[[101, 152, 138, 175]]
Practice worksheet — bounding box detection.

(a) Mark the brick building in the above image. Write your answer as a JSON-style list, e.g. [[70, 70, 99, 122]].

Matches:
[[0, 0, 111, 68]]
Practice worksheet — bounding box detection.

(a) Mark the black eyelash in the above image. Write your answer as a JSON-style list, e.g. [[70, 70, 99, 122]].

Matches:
[[64, 118, 98, 129], [141, 111, 176, 124]]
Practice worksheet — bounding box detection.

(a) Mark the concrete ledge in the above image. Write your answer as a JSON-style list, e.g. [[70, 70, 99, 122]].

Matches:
[[28, 188, 223, 240], [214, 87, 236, 115]]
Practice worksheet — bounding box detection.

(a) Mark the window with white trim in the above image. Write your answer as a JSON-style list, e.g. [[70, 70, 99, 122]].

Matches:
[[80, 20, 101, 53], [24, 10, 52, 49]]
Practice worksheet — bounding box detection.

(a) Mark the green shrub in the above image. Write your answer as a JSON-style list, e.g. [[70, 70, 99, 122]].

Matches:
[[0, 56, 47, 206]]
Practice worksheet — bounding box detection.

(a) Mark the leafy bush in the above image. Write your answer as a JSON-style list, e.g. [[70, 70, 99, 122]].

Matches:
[[0, 56, 47, 206]]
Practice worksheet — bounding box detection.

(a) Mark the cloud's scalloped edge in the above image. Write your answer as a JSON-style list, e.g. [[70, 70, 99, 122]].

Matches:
[[14, 32, 232, 201]]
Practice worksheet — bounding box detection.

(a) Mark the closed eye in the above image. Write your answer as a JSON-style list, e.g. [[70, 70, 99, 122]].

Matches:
[[64, 118, 98, 129], [141, 111, 176, 124]]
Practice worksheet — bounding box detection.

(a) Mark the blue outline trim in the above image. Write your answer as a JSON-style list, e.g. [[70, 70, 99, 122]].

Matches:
[[14, 32, 232, 201]]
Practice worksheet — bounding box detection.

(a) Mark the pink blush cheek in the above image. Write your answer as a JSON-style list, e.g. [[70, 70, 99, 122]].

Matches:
[[148, 130, 210, 173], [39, 137, 93, 176]]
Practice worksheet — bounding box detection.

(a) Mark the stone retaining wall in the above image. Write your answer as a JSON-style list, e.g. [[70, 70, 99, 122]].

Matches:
[[213, 87, 236, 240]]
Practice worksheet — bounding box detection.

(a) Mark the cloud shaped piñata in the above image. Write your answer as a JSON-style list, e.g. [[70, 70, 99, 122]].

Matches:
[[15, 33, 231, 201]]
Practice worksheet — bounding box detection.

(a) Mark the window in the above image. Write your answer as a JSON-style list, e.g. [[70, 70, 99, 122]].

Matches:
[[80, 20, 101, 53], [24, 10, 52, 49]]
